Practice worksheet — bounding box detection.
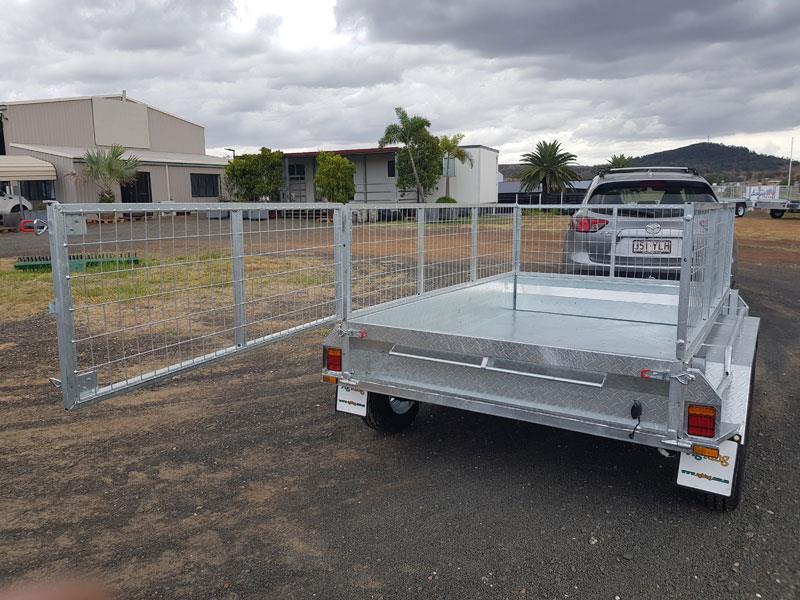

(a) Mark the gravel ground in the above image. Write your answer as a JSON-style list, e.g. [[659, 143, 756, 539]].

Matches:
[[0, 211, 798, 599]]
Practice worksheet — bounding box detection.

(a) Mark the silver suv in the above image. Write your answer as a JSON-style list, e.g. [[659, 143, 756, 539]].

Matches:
[[564, 167, 722, 279]]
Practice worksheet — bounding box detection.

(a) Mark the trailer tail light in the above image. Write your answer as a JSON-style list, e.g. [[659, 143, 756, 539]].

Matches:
[[570, 216, 608, 233], [687, 405, 716, 438], [324, 347, 342, 372]]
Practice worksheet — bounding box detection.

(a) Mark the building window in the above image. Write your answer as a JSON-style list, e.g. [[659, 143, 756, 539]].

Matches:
[[387, 159, 396, 178], [20, 180, 55, 202], [288, 164, 305, 180], [191, 173, 220, 197], [442, 156, 456, 177]]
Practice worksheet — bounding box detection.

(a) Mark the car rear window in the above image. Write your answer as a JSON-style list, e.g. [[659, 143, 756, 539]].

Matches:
[[588, 181, 717, 204]]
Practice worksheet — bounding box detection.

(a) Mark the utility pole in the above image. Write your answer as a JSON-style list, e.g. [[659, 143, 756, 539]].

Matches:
[[787, 137, 794, 194]]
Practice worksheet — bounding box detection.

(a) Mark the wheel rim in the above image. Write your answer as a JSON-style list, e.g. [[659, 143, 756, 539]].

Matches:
[[737, 206, 744, 216], [389, 397, 414, 415]]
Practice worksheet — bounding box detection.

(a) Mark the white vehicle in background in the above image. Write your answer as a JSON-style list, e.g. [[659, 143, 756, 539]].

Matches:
[[0, 185, 32, 214]]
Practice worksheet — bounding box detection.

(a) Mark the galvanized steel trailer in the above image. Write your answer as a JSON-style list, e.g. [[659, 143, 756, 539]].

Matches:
[[43, 200, 757, 510], [323, 202, 758, 511]]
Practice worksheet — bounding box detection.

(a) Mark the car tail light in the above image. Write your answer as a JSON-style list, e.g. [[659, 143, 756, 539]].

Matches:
[[687, 405, 716, 438], [324, 347, 342, 372], [570, 215, 608, 233]]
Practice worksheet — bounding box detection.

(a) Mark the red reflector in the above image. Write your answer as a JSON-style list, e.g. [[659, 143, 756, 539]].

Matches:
[[325, 347, 342, 372], [687, 405, 716, 438], [571, 216, 608, 233]]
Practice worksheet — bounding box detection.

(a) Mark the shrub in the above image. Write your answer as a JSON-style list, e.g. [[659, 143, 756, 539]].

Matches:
[[436, 196, 457, 204]]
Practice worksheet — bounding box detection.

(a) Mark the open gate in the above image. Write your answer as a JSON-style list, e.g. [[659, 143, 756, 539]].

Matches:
[[46, 202, 346, 409]]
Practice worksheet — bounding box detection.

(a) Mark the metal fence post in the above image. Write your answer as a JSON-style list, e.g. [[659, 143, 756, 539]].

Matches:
[[47, 203, 80, 410], [417, 207, 425, 294], [609, 207, 617, 278], [342, 205, 352, 319], [676, 204, 695, 360], [230, 209, 247, 347], [470, 206, 479, 281], [512, 205, 522, 310], [333, 208, 344, 319]]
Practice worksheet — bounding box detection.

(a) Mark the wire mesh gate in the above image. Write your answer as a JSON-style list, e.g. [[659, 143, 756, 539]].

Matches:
[[45, 202, 733, 409]]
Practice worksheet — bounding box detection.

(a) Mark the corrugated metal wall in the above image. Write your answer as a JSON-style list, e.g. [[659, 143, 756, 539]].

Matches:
[[147, 109, 206, 154], [4, 100, 97, 149], [4, 98, 207, 155]]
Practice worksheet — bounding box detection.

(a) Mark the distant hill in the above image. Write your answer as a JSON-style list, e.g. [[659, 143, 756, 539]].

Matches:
[[500, 142, 793, 183]]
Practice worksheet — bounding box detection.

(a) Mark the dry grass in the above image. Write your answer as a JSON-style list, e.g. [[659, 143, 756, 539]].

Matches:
[[734, 212, 800, 242]]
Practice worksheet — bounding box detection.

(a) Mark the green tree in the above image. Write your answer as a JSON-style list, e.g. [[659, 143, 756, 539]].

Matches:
[[607, 153, 632, 169], [395, 130, 443, 200], [315, 151, 355, 203], [379, 107, 434, 202], [439, 133, 473, 199], [83, 145, 140, 202], [519, 140, 579, 195], [224, 147, 284, 201]]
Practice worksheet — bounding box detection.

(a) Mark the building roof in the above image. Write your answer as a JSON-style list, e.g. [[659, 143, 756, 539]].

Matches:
[[10, 144, 228, 168], [0, 93, 204, 128], [0, 155, 57, 181], [460, 144, 500, 153], [284, 146, 400, 158]]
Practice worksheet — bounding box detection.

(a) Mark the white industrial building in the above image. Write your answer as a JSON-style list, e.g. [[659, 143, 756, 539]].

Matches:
[[284, 144, 499, 204]]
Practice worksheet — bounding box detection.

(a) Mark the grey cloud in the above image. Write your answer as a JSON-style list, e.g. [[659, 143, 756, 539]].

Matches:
[[336, 0, 800, 62], [1, 0, 797, 164]]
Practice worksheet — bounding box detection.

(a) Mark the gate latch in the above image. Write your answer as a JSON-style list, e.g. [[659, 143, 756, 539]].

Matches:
[[640, 368, 695, 385], [335, 324, 368, 339]]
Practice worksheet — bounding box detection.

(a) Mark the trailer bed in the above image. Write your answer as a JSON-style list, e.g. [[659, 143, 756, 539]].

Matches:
[[351, 275, 681, 362]]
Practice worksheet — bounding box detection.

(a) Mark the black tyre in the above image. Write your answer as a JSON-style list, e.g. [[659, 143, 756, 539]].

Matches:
[[735, 203, 746, 218], [363, 392, 419, 434], [9, 204, 22, 213], [705, 339, 757, 511], [770, 209, 785, 219]]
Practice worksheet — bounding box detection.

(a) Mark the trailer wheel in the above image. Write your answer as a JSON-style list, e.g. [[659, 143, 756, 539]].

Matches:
[[770, 210, 785, 219], [705, 340, 757, 511], [363, 392, 419, 434], [735, 203, 746, 218]]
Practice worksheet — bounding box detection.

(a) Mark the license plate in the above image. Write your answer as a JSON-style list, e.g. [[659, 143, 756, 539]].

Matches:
[[632, 239, 672, 254], [676, 440, 738, 497], [336, 385, 367, 416]]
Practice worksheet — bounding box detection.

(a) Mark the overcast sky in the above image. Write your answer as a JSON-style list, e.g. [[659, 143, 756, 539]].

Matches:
[[2, 0, 798, 163]]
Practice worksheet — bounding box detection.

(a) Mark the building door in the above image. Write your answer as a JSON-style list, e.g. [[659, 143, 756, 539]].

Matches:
[[121, 172, 152, 203], [287, 163, 306, 202]]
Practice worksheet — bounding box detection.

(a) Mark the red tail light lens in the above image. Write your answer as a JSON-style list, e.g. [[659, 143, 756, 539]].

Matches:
[[570, 216, 608, 233], [687, 405, 716, 438], [324, 347, 342, 372]]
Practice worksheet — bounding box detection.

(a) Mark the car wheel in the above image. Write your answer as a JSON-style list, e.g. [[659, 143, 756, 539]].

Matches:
[[735, 203, 746, 218], [9, 205, 22, 213], [770, 210, 785, 219], [363, 392, 419, 434]]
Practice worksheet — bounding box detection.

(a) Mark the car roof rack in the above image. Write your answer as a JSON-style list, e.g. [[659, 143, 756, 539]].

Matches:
[[599, 166, 699, 177]]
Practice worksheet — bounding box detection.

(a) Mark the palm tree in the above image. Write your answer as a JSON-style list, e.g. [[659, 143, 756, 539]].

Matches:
[[83, 145, 140, 202], [439, 133, 473, 199], [519, 140, 579, 196], [607, 153, 632, 169], [379, 107, 431, 202]]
